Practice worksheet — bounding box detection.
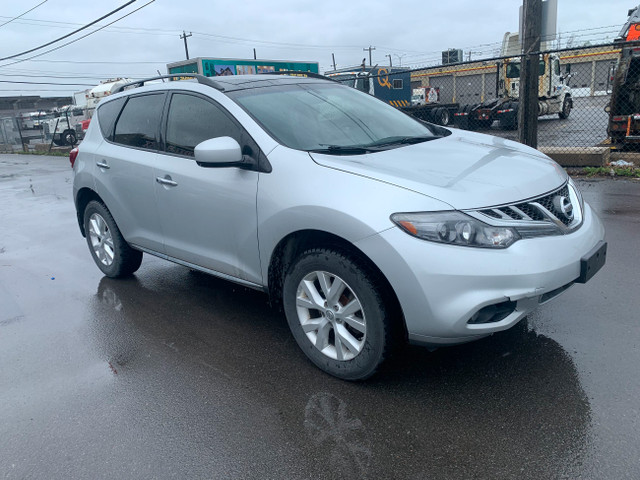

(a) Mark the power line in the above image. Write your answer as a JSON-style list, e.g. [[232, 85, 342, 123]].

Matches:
[[0, 1, 156, 69], [27, 59, 168, 65], [0, 0, 48, 29], [0, 73, 145, 81], [0, 80, 95, 86], [0, 0, 136, 62]]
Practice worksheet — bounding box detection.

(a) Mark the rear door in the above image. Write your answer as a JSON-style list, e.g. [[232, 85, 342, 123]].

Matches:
[[93, 93, 166, 253], [153, 91, 262, 284]]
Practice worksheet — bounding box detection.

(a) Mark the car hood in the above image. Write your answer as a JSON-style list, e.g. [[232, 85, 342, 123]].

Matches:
[[308, 129, 567, 210]]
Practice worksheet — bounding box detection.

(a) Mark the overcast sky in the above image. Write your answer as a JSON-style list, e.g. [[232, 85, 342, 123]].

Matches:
[[0, 0, 636, 98]]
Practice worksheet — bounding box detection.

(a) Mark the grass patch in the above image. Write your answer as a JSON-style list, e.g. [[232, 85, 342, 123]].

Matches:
[[584, 165, 640, 178]]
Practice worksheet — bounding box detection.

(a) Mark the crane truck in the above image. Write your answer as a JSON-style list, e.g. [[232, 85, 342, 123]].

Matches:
[[454, 53, 573, 130], [605, 4, 640, 148]]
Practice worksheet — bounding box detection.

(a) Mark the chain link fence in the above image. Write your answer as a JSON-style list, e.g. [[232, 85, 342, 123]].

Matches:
[[411, 43, 617, 152], [327, 41, 640, 167], [0, 109, 84, 153]]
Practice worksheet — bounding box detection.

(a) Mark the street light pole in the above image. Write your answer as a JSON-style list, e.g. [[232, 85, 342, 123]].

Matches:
[[394, 53, 406, 67], [385, 54, 392, 68]]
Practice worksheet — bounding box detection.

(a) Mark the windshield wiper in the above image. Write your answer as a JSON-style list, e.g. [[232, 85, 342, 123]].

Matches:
[[364, 135, 443, 148], [308, 145, 382, 155]]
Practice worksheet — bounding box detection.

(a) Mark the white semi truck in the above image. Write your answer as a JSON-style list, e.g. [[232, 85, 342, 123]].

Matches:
[[454, 52, 573, 130]]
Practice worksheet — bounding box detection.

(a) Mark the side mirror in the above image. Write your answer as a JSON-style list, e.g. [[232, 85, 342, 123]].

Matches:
[[194, 136, 243, 166]]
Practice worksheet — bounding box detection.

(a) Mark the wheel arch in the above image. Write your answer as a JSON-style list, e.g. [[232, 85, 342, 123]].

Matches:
[[75, 187, 105, 237], [267, 229, 407, 340]]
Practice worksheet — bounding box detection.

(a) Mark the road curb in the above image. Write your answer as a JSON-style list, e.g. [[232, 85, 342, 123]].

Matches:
[[539, 147, 609, 167]]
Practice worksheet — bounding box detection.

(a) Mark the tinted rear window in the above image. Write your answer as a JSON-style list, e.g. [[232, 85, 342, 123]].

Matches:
[[113, 94, 165, 150], [97, 97, 125, 139]]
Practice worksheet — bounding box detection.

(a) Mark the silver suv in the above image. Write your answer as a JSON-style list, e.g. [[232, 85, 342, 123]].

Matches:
[[72, 73, 606, 380]]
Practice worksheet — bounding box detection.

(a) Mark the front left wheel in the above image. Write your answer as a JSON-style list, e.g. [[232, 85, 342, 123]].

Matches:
[[283, 248, 394, 380], [559, 97, 572, 119], [83, 200, 143, 278]]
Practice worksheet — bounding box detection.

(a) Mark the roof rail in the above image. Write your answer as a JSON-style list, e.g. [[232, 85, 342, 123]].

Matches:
[[113, 74, 226, 93], [259, 70, 339, 83]]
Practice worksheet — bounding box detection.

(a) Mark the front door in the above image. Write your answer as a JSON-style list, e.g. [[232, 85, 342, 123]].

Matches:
[[153, 92, 262, 284]]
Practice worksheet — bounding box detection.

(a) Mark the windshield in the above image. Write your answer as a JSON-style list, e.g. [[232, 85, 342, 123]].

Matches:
[[228, 83, 439, 151], [506, 60, 546, 78]]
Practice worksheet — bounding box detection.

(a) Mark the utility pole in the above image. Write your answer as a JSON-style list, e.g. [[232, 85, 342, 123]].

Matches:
[[180, 31, 192, 60], [518, 0, 542, 148], [385, 54, 392, 68], [331, 53, 336, 70], [253, 48, 257, 60], [363, 45, 376, 66]]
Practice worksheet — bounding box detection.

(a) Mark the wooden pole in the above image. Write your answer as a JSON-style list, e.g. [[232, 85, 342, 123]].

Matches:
[[518, 0, 542, 148]]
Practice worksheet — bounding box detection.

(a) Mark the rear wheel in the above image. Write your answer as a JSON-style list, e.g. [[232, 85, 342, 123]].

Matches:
[[283, 248, 393, 380], [437, 107, 450, 126], [83, 201, 143, 278]]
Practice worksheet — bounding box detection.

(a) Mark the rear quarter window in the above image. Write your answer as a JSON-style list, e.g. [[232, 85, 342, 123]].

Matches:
[[97, 97, 126, 139]]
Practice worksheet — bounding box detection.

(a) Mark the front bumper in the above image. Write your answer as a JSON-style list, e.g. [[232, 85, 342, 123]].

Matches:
[[355, 203, 606, 346]]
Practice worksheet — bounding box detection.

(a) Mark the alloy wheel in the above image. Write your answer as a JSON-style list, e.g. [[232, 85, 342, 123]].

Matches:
[[295, 271, 367, 361], [88, 212, 115, 266]]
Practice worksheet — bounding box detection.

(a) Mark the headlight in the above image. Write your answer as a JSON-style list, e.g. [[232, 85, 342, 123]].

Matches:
[[391, 211, 520, 248]]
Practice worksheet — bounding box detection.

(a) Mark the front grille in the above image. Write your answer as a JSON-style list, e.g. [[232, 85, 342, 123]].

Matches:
[[476, 183, 577, 229]]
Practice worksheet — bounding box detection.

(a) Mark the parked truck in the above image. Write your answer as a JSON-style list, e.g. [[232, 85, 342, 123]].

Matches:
[[454, 52, 573, 130], [606, 4, 640, 148], [44, 105, 87, 146], [326, 67, 459, 125]]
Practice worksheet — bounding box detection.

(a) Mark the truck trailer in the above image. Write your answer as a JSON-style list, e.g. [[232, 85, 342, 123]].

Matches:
[[167, 57, 319, 78], [326, 67, 459, 126], [454, 53, 573, 130]]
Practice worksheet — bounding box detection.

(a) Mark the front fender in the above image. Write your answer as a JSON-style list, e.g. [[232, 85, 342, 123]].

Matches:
[[257, 146, 452, 282]]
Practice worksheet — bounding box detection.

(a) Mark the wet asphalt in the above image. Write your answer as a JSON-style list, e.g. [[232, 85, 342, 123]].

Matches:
[[1, 154, 639, 480]]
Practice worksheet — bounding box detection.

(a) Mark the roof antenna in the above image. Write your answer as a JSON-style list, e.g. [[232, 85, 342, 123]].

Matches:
[[157, 70, 165, 82]]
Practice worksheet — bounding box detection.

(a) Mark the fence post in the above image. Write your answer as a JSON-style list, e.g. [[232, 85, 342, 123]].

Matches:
[[15, 116, 27, 153], [518, 0, 542, 148]]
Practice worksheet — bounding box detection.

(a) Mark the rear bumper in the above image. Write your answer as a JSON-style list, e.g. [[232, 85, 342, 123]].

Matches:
[[355, 203, 606, 346]]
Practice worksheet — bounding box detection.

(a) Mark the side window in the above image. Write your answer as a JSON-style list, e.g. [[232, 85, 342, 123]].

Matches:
[[113, 94, 164, 150], [554, 59, 561, 76], [393, 79, 403, 89], [97, 97, 125, 139], [164, 93, 243, 157]]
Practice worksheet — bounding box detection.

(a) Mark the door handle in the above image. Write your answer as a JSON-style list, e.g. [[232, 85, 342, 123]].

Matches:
[[96, 161, 110, 169], [156, 176, 178, 187]]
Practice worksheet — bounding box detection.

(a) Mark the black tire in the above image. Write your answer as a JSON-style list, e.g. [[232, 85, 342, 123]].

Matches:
[[64, 130, 77, 146], [283, 248, 394, 380], [437, 107, 450, 126], [559, 96, 572, 119], [83, 200, 143, 278]]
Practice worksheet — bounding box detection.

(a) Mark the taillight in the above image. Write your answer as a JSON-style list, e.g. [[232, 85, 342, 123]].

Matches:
[[69, 147, 79, 168]]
